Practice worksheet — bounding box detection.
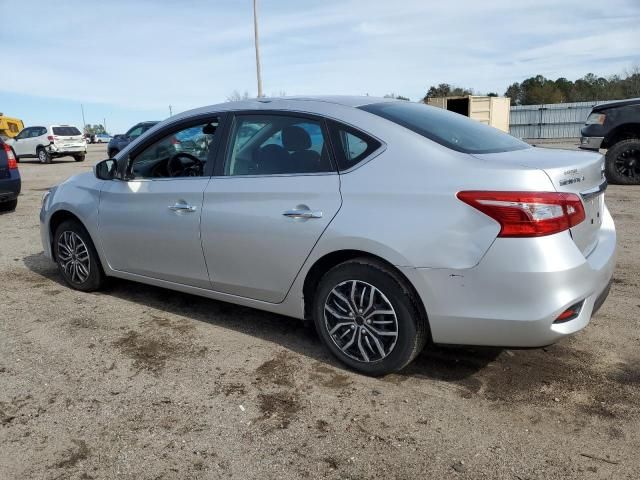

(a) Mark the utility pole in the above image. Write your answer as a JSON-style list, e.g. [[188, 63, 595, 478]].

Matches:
[[169, 105, 173, 117], [253, 0, 263, 97], [81, 104, 86, 132], [103, 118, 107, 133]]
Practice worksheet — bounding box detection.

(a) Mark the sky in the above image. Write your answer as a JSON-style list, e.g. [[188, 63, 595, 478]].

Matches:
[[1, 0, 639, 133]]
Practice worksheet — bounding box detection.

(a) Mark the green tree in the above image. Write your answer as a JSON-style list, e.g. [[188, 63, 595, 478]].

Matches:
[[422, 83, 473, 102]]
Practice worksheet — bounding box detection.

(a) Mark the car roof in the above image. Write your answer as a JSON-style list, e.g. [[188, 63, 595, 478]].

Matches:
[[171, 95, 397, 121]]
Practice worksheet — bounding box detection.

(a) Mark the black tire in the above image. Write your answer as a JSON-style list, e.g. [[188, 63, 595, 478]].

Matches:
[[312, 257, 428, 376], [74, 154, 86, 162], [108, 149, 119, 158], [0, 199, 17, 212], [54, 220, 106, 292], [604, 138, 640, 185], [37, 147, 52, 164]]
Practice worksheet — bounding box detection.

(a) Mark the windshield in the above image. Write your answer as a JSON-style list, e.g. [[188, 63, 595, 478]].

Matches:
[[359, 102, 529, 154]]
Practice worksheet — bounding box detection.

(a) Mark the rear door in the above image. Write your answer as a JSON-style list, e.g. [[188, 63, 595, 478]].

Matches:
[[52, 126, 84, 148], [201, 112, 342, 303]]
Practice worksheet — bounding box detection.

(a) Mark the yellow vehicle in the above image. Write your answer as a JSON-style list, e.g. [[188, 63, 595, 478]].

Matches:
[[0, 114, 24, 139]]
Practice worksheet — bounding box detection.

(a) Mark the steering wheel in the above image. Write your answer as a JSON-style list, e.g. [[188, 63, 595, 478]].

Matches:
[[167, 152, 203, 177]]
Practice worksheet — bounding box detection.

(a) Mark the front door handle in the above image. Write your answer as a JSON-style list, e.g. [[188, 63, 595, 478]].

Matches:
[[168, 203, 197, 213], [283, 209, 323, 219]]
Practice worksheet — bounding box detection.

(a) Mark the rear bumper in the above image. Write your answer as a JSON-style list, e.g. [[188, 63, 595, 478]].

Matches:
[[402, 206, 616, 347], [579, 136, 604, 151], [48, 144, 87, 155], [0, 175, 21, 202]]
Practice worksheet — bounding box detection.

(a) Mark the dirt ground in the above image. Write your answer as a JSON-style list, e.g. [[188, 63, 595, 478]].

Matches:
[[1, 144, 638, 479]]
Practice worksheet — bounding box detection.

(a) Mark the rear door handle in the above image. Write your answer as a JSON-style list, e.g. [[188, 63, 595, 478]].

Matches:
[[168, 203, 197, 213], [283, 209, 323, 219]]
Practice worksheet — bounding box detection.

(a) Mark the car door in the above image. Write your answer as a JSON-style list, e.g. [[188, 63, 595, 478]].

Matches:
[[98, 115, 224, 288], [12, 128, 32, 156], [201, 112, 342, 303]]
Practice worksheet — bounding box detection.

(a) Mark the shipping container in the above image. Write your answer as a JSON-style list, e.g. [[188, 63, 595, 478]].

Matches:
[[425, 96, 511, 132]]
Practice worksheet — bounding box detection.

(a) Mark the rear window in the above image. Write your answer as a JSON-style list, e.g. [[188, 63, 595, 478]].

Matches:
[[359, 102, 528, 154], [328, 121, 381, 171], [52, 126, 82, 136]]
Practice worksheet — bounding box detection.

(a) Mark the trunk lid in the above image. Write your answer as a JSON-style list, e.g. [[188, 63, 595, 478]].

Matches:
[[474, 147, 606, 256]]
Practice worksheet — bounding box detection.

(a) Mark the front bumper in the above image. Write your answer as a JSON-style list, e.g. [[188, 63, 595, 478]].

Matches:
[[579, 136, 604, 151], [402, 206, 616, 347]]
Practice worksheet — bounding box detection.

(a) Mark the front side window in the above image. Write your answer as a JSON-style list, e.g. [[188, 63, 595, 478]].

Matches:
[[225, 115, 333, 176], [360, 102, 529, 154], [127, 120, 219, 179], [328, 121, 381, 171], [16, 128, 30, 139]]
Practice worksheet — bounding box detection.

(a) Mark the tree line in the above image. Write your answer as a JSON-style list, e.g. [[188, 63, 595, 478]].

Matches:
[[420, 66, 640, 105]]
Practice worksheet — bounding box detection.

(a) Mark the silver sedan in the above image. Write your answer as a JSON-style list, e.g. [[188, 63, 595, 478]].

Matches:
[[40, 96, 616, 375]]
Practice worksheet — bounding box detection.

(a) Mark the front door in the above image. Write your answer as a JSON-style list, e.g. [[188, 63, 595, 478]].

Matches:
[[98, 117, 222, 288], [202, 113, 342, 303]]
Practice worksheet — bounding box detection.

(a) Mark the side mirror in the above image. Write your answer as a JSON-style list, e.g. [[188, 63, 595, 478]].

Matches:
[[94, 158, 117, 180]]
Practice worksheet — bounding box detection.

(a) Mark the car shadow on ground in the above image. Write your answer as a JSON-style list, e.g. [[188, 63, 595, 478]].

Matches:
[[23, 252, 501, 382]]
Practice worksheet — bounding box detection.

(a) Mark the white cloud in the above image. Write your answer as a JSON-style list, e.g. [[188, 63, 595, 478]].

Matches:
[[3, 0, 639, 114]]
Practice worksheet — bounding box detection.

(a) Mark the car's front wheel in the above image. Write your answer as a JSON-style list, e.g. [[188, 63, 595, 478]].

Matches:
[[54, 220, 106, 291], [313, 258, 428, 376], [74, 154, 86, 162], [37, 147, 51, 164]]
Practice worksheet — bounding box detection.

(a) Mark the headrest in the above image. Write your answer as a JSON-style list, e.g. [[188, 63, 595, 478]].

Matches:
[[282, 125, 311, 151]]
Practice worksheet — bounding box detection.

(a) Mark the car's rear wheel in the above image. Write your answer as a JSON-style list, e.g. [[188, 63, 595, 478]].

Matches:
[[605, 138, 640, 185], [54, 220, 105, 291], [37, 147, 51, 164], [74, 154, 86, 162], [0, 199, 17, 212], [312, 258, 428, 376]]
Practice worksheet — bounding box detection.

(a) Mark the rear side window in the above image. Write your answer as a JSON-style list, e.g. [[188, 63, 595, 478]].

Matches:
[[52, 126, 81, 136], [359, 102, 528, 154], [328, 121, 381, 171]]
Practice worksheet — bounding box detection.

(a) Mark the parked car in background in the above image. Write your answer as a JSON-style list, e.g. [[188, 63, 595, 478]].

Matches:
[[41, 96, 615, 375], [94, 133, 113, 143], [107, 121, 158, 158], [580, 97, 640, 184], [0, 137, 21, 212], [7, 125, 86, 163]]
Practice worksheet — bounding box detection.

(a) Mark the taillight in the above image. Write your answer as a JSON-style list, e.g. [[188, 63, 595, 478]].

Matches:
[[47, 135, 55, 142], [457, 191, 585, 237], [554, 301, 584, 323], [3, 143, 17, 169]]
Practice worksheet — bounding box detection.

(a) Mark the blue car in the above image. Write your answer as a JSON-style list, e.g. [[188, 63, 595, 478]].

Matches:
[[0, 138, 20, 212], [107, 121, 158, 158]]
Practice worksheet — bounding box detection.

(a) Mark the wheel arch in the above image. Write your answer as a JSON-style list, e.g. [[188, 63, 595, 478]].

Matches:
[[603, 123, 640, 149], [48, 210, 98, 263], [302, 249, 430, 337]]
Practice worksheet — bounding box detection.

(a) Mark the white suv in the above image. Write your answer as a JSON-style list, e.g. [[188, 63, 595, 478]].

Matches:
[[7, 125, 87, 163]]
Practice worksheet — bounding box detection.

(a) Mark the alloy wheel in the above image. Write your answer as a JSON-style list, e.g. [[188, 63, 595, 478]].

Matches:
[[614, 147, 640, 180], [57, 231, 91, 284], [38, 149, 47, 163], [324, 280, 399, 363]]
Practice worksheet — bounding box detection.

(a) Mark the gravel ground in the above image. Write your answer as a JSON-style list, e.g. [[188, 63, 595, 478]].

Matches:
[[1, 144, 639, 479]]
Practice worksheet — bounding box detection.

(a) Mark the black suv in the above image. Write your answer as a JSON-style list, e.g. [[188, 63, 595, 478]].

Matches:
[[107, 121, 158, 158], [580, 98, 640, 184]]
